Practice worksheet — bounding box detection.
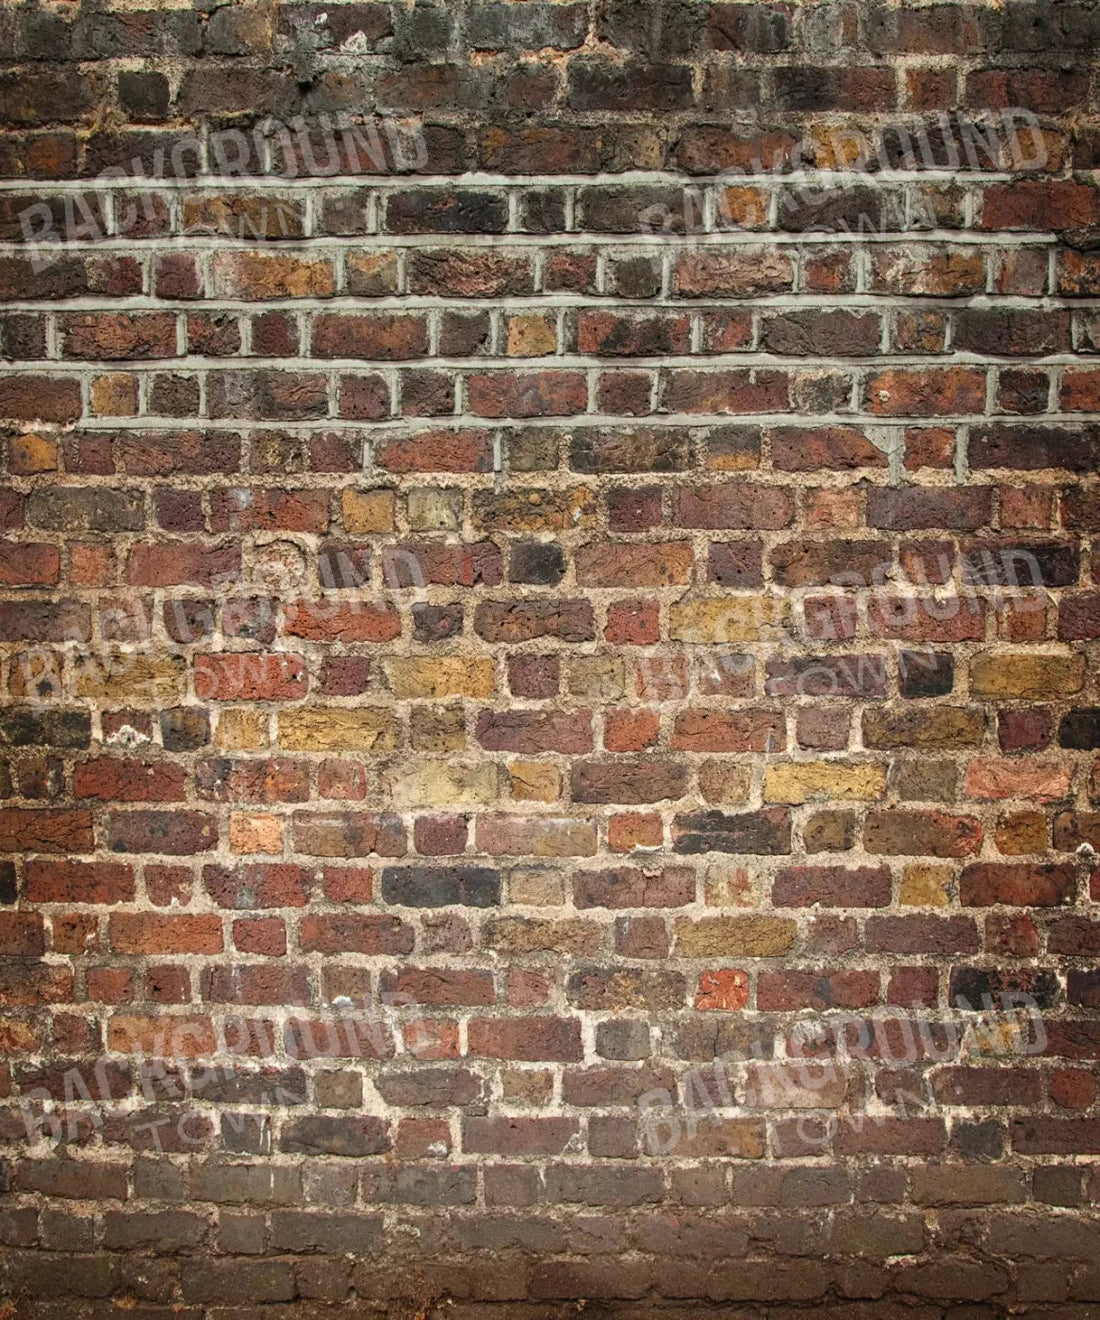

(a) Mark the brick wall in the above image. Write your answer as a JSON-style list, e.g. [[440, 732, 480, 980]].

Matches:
[[1, 1, 1099, 1314]]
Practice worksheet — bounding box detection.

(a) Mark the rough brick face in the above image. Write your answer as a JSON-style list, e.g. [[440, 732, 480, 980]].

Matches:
[[0, 0, 1098, 1312]]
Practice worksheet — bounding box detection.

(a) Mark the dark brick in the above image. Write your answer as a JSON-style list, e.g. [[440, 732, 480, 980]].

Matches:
[[899, 650, 955, 697], [280, 1115, 390, 1157], [381, 866, 502, 908], [510, 541, 566, 585], [672, 807, 792, 855], [1059, 708, 1100, 749]]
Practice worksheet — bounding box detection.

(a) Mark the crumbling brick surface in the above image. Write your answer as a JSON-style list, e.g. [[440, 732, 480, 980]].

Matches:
[[0, 0, 1099, 1312]]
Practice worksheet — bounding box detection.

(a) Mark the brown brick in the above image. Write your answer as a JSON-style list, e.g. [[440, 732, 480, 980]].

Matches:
[[2, 26, 1097, 1291], [107, 810, 217, 855], [24, 859, 135, 904], [468, 1016, 583, 1061], [960, 862, 1076, 907], [864, 810, 982, 857], [772, 865, 892, 908]]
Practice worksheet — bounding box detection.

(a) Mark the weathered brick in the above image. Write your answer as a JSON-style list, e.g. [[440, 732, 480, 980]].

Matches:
[[2, 18, 1097, 1300], [672, 807, 792, 855], [107, 810, 217, 855], [960, 862, 1076, 907], [24, 859, 134, 905], [864, 810, 982, 857], [772, 865, 891, 908], [468, 1016, 583, 1061], [280, 1115, 390, 1157], [381, 866, 501, 908], [0, 808, 94, 854]]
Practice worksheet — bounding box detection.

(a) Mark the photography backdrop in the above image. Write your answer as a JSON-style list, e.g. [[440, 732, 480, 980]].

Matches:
[[1, 0, 1099, 1314]]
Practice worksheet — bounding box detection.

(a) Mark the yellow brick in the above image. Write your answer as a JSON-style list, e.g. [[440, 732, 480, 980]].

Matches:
[[566, 654, 625, 700], [278, 707, 399, 752], [507, 868, 565, 905], [474, 486, 596, 533], [485, 916, 600, 955], [716, 186, 768, 230], [410, 705, 466, 753], [90, 372, 138, 416], [669, 596, 787, 643], [8, 432, 58, 474], [510, 760, 562, 803], [699, 761, 752, 804], [229, 812, 283, 855], [899, 864, 951, 907], [407, 487, 462, 531], [703, 864, 754, 907], [675, 916, 797, 957], [502, 1068, 554, 1105], [995, 810, 1047, 856], [212, 250, 334, 299], [383, 760, 499, 808], [342, 487, 395, 534], [970, 1019, 1030, 1057], [71, 654, 186, 704], [217, 707, 270, 751], [506, 313, 557, 357], [385, 657, 495, 699], [9, 650, 62, 701], [765, 761, 886, 804], [808, 124, 871, 170], [970, 650, 1085, 699]]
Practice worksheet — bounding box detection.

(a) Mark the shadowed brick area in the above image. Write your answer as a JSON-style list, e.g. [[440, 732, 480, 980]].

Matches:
[[0, 0, 1099, 1312]]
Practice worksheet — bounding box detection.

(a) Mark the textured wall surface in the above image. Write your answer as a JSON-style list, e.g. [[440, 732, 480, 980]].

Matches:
[[1, 0, 1100, 1314]]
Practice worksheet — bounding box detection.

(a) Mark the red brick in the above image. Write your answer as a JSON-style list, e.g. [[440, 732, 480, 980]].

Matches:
[[664, 370, 790, 415], [127, 543, 241, 588], [476, 710, 592, 754], [108, 1015, 218, 1057], [284, 601, 402, 643], [233, 917, 287, 956], [864, 368, 986, 416], [299, 914, 414, 955], [204, 862, 312, 909], [194, 653, 308, 701], [109, 913, 223, 954], [573, 866, 694, 909], [758, 969, 880, 1011], [376, 429, 493, 473], [467, 371, 587, 418], [0, 911, 45, 956], [24, 859, 135, 904], [381, 967, 494, 1007], [209, 487, 330, 532], [468, 1016, 583, 1062], [864, 810, 982, 857], [604, 709, 659, 753], [671, 709, 785, 752], [107, 810, 217, 855], [605, 599, 662, 646], [772, 865, 891, 908], [0, 375, 82, 423], [960, 862, 1076, 907], [61, 312, 175, 360], [313, 313, 428, 360], [982, 180, 1098, 231], [0, 808, 94, 854], [0, 542, 60, 586], [73, 758, 186, 803]]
